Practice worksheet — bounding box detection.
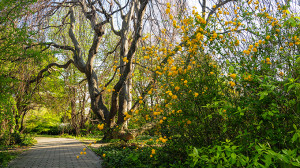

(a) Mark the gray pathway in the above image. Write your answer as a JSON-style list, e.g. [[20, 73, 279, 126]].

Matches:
[[7, 137, 102, 168]]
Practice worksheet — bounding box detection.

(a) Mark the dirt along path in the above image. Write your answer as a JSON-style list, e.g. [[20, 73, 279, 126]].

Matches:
[[7, 137, 102, 168]]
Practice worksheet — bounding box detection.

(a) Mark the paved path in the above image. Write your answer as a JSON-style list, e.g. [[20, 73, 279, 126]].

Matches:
[[7, 137, 102, 168]]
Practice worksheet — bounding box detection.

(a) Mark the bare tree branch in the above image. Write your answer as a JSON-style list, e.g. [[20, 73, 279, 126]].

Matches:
[[68, 7, 86, 73], [29, 59, 74, 84], [206, 0, 237, 22]]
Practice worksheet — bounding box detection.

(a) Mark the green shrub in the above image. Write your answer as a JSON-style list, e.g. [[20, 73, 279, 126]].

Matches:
[[186, 141, 300, 168], [94, 145, 152, 168]]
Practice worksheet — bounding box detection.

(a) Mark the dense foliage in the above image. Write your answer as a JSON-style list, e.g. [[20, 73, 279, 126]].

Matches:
[[94, 1, 300, 167]]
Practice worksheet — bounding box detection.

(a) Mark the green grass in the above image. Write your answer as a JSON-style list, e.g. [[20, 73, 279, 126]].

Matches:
[[0, 144, 32, 168], [0, 150, 22, 168], [35, 134, 103, 142]]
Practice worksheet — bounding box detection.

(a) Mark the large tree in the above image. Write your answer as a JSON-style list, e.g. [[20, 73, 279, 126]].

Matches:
[[27, 0, 151, 140]]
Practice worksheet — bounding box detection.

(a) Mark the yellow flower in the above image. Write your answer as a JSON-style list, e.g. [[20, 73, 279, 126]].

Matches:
[[175, 86, 180, 91], [159, 120, 163, 124], [83, 148, 86, 151], [184, 80, 188, 84], [172, 95, 177, 99], [266, 35, 270, 40], [194, 92, 199, 97], [150, 154, 153, 158], [266, 58, 270, 62], [235, 40, 240, 46], [166, 8, 170, 14], [103, 154, 106, 157], [161, 138, 167, 143], [279, 71, 284, 76], [212, 32, 218, 39], [210, 72, 214, 75], [97, 124, 104, 130], [229, 81, 236, 87], [84, 152, 86, 155], [187, 120, 192, 124], [152, 149, 156, 154], [166, 2, 171, 8], [80, 152, 83, 155], [230, 73, 237, 79], [76, 155, 79, 159]]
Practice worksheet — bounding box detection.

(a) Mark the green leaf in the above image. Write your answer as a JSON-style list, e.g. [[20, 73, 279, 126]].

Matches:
[[240, 157, 246, 166], [287, 84, 294, 92], [258, 91, 268, 100], [229, 66, 234, 73], [226, 59, 230, 65], [193, 147, 198, 156], [263, 155, 272, 167], [291, 133, 298, 143], [231, 153, 237, 160], [292, 162, 300, 167], [293, 124, 297, 130]]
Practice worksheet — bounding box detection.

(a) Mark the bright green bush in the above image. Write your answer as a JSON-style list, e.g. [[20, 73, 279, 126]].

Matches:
[[94, 145, 153, 168], [186, 141, 300, 167]]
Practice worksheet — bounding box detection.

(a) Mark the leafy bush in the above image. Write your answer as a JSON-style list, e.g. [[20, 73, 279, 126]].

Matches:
[[116, 1, 300, 167], [94, 145, 153, 168], [0, 132, 36, 146], [186, 141, 300, 167]]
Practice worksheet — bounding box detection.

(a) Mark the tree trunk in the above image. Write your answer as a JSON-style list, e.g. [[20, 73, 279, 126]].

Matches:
[[70, 87, 80, 136], [117, 35, 130, 130]]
